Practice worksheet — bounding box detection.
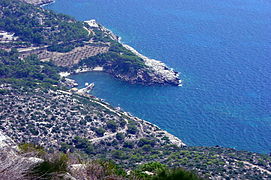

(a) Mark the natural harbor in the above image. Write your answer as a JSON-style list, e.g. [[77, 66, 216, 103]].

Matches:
[[0, 0, 270, 179]]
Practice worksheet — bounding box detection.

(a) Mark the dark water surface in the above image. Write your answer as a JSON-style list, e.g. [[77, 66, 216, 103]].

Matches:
[[46, 0, 271, 153]]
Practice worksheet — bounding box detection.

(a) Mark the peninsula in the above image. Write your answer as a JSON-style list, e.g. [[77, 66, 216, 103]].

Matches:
[[1, 0, 181, 86], [0, 0, 270, 179]]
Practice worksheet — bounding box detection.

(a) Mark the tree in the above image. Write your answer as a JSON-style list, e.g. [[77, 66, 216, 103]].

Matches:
[[127, 124, 137, 134], [107, 120, 117, 132], [116, 133, 125, 141], [95, 128, 105, 137], [138, 138, 156, 147]]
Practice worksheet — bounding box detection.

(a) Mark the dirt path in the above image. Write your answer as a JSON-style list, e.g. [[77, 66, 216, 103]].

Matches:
[[241, 160, 271, 175], [87, 99, 130, 142]]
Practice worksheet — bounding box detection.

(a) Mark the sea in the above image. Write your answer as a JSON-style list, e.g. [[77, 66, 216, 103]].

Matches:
[[45, 0, 271, 154]]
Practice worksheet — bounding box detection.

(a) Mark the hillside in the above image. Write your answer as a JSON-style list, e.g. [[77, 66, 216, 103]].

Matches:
[[0, 50, 270, 179], [0, 0, 180, 86], [0, 0, 271, 179]]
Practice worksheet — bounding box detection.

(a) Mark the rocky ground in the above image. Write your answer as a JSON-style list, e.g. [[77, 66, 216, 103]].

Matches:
[[0, 84, 271, 179], [19, 0, 54, 6], [1, 1, 271, 179], [0, 84, 184, 150]]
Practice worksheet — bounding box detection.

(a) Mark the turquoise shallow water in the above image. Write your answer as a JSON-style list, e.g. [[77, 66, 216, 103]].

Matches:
[[46, 0, 271, 153]]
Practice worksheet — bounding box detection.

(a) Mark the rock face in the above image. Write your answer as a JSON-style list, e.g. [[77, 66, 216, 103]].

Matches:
[[94, 21, 182, 86], [19, 0, 54, 6], [122, 44, 181, 86], [105, 66, 180, 86], [0, 131, 17, 149], [0, 131, 43, 180]]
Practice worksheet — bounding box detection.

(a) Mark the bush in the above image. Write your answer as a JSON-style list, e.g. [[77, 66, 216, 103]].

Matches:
[[116, 133, 125, 141], [127, 124, 138, 134], [152, 168, 203, 180], [73, 136, 94, 154], [123, 141, 134, 149], [18, 143, 45, 156], [132, 162, 202, 180], [29, 153, 68, 179], [107, 120, 117, 132], [142, 144, 152, 152], [138, 138, 156, 147], [95, 128, 105, 137], [111, 150, 128, 160]]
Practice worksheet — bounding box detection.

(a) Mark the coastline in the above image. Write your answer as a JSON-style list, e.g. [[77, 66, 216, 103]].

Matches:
[[93, 20, 182, 86], [40, 0, 55, 7], [57, 20, 182, 86], [2, 1, 271, 178], [39, 1, 185, 149], [121, 43, 182, 86], [19, 0, 55, 6], [59, 75, 186, 147], [75, 91, 186, 147], [21, 0, 182, 85]]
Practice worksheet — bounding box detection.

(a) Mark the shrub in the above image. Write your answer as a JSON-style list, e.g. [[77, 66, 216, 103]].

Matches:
[[142, 144, 152, 152], [111, 150, 127, 160], [138, 138, 156, 147], [107, 120, 117, 132], [116, 133, 125, 141], [127, 124, 137, 134], [152, 168, 203, 180], [95, 128, 105, 137], [28, 153, 68, 179], [18, 143, 45, 157], [123, 141, 134, 149]]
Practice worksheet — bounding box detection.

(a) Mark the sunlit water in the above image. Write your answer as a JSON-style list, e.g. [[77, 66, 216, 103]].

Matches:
[[46, 0, 271, 153]]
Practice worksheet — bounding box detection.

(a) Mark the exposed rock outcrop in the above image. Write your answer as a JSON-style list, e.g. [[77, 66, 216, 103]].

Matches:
[[19, 0, 54, 6], [104, 65, 180, 86], [0, 131, 43, 180], [91, 20, 182, 86]]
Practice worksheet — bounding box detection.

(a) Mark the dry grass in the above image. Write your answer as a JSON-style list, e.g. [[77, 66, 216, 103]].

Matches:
[[69, 159, 126, 180]]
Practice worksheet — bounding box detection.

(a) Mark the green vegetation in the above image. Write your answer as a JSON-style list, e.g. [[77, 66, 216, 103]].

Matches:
[[28, 153, 69, 179], [0, 0, 89, 48], [127, 124, 138, 134], [107, 120, 117, 132], [19, 145, 202, 180], [152, 168, 203, 180], [19, 143, 46, 156], [0, 1, 270, 179], [132, 162, 203, 180], [0, 49, 60, 89], [116, 133, 125, 141], [76, 42, 146, 75], [91, 28, 113, 42], [73, 136, 94, 155], [47, 41, 85, 53], [95, 127, 106, 137]]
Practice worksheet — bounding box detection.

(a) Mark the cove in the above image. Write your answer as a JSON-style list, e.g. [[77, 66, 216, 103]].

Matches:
[[46, 0, 271, 153]]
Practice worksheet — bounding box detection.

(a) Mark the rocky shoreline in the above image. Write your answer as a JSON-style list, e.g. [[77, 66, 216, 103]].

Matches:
[[16, 0, 185, 148], [91, 20, 182, 86], [19, 0, 54, 6], [17, 0, 182, 86], [122, 44, 182, 86]]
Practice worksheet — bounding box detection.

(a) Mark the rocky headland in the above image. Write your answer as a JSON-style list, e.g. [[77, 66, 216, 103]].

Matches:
[[74, 20, 182, 86], [4, 0, 182, 86], [19, 0, 54, 6], [1, 1, 271, 179]]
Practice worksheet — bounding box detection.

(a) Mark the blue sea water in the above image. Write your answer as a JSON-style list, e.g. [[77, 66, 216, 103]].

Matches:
[[46, 0, 271, 153]]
